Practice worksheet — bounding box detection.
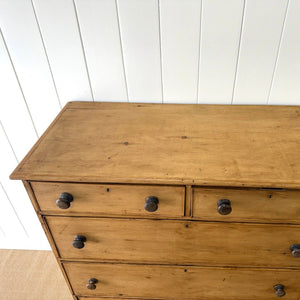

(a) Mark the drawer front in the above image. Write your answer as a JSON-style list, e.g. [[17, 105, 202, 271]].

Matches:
[[192, 187, 300, 223], [47, 217, 300, 268], [32, 182, 184, 217], [65, 262, 300, 300]]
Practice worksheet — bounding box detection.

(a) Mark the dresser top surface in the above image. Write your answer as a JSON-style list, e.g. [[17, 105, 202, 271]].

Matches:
[[10, 101, 300, 188]]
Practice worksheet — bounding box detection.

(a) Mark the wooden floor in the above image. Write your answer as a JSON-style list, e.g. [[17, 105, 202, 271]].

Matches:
[[0, 249, 73, 300]]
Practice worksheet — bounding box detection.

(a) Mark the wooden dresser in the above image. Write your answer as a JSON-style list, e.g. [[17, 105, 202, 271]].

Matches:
[[10, 102, 300, 300]]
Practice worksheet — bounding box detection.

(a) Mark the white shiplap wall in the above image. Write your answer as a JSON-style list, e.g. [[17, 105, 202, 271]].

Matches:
[[0, 0, 299, 250]]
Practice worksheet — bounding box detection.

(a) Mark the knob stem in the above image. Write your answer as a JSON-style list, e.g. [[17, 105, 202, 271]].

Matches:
[[87, 278, 98, 290], [274, 284, 286, 297]]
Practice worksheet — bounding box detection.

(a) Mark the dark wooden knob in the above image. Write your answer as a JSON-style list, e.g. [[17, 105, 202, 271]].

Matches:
[[86, 278, 98, 290], [72, 235, 86, 249], [144, 196, 159, 212], [217, 199, 232, 215], [56, 192, 73, 209], [290, 244, 300, 257], [274, 284, 286, 297]]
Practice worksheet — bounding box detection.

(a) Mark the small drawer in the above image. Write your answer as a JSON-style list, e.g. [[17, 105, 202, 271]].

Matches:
[[65, 262, 300, 299], [47, 216, 300, 268], [31, 182, 184, 217], [192, 187, 300, 223]]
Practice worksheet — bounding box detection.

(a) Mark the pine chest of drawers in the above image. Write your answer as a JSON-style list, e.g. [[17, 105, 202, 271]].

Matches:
[[10, 102, 300, 300]]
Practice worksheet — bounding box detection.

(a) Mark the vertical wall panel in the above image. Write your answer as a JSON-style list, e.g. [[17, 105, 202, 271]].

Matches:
[[1, 0, 300, 252], [198, 0, 244, 104], [233, 0, 288, 104], [0, 183, 28, 249], [269, 0, 300, 105], [75, 0, 127, 101], [0, 124, 49, 250], [0, 0, 61, 135], [160, 0, 201, 103], [0, 32, 38, 162], [117, 0, 162, 102], [32, 0, 93, 106]]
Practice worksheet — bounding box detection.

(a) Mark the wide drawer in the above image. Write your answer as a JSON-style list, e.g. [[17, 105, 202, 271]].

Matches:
[[47, 217, 300, 268], [192, 187, 300, 223], [64, 262, 300, 300], [31, 182, 184, 217]]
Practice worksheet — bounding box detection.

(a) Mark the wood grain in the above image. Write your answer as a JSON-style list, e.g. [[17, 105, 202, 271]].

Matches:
[[31, 182, 184, 217], [78, 298, 133, 300], [0, 250, 73, 300], [64, 262, 300, 299], [47, 216, 300, 268], [78, 298, 130, 300], [10, 102, 300, 189], [184, 185, 192, 217], [192, 187, 300, 223]]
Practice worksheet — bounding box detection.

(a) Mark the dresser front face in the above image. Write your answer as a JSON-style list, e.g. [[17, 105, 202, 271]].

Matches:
[[10, 103, 300, 300]]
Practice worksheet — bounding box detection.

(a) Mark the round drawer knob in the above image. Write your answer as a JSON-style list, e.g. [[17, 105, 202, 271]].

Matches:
[[290, 244, 300, 257], [86, 278, 98, 290], [144, 196, 159, 212], [217, 199, 232, 215], [274, 284, 286, 297], [56, 192, 73, 209], [72, 235, 86, 249]]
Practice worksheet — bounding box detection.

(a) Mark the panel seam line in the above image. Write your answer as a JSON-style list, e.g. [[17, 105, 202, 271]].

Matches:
[[0, 181, 29, 237], [158, 0, 164, 103], [30, 0, 62, 109], [115, 0, 130, 102], [0, 29, 39, 138], [231, 0, 247, 104], [72, 0, 95, 101], [267, 0, 290, 104], [196, 0, 203, 104]]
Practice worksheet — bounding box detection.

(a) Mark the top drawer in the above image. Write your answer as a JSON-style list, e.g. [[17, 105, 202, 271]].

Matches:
[[192, 187, 300, 224], [31, 182, 184, 217]]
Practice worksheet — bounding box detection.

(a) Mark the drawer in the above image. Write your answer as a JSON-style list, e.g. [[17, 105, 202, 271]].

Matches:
[[192, 187, 300, 223], [47, 217, 300, 268], [64, 262, 300, 300], [32, 182, 184, 217]]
